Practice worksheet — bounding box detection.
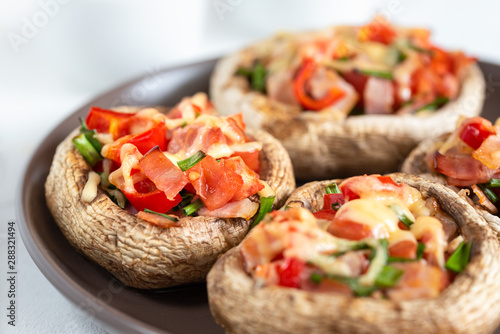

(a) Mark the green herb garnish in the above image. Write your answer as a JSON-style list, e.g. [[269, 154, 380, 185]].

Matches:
[[325, 182, 341, 194], [487, 178, 500, 188], [388, 204, 414, 228], [177, 150, 206, 172], [250, 196, 276, 229], [182, 199, 204, 216], [374, 265, 404, 288], [416, 96, 449, 113], [144, 209, 179, 222], [416, 242, 426, 260], [236, 61, 267, 93], [355, 69, 393, 80], [445, 241, 472, 273], [479, 184, 499, 203], [73, 133, 103, 167]]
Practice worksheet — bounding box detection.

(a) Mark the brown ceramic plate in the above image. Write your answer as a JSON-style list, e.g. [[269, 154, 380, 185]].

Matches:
[[16, 59, 500, 334]]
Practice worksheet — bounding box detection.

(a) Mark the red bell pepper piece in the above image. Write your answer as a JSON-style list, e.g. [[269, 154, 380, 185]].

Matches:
[[459, 117, 494, 150], [293, 59, 345, 111], [123, 178, 182, 213], [278, 258, 306, 288], [86, 107, 135, 140]]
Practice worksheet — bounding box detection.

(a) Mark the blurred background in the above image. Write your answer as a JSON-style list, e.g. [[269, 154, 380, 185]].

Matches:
[[2, 0, 500, 333]]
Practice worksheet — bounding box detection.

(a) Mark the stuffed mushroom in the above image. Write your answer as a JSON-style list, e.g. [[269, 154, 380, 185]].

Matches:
[[45, 93, 295, 289], [210, 17, 485, 180], [402, 116, 500, 234], [207, 174, 500, 334]]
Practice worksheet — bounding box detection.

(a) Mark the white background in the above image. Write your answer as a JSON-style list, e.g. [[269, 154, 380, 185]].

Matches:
[[1, 1, 500, 333]]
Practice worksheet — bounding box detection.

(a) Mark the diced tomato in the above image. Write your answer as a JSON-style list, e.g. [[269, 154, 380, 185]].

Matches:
[[221, 156, 264, 201], [138, 147, 188, 200], [389, 240, 417, 259], [230, 150, 260, 173], [186, 155, 243, 211], [86, 107, 135, 139], [103, 121, 168, 163], [323, 193, 345, 211], [339, 175, 403, 201], [293, 59, 346, 111], [459, 117, 494, 150], [313, 210, 337, 221], [357, 17, 397, 45], [472, 133, 500, 170], [278, 258, 306, 288], [327, 219, 374, 240]]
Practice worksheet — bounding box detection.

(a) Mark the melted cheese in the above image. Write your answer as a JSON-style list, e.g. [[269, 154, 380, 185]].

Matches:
[[410, 216, 446, 268], [81, 171, 101, 203], [336, 199, 399, 238]]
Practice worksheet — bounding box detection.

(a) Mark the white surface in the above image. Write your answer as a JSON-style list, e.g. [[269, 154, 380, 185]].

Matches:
[[2, 1, 500, 333]]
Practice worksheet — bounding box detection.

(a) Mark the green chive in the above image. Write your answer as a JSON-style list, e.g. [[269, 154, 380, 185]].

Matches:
[[409, 44, 434, 55], [479, 184, 499, 203], [374, 265, 404, 288], [337, 56, 350, 62], [144, 209, 178, 222], [387, 256, 415, 263], [177, 150, 206, 172], [73, 133, 103, 167], [445, 241, 472, 273], [250, 196, 276, 229], [331, 203, 342, 210], [488, 178, 500, 188], [236, 67, 253, 77], [329, 276, 376, 297], [251, 62, 267, 93], [397, 50, 407, 63], [416, 96, 449, 113], [416, 242, 426, 260], [182, 199, 204, 216], [355, 69, 393, 80], [310, 273, 323, 284], [325, 182, 341, 194], [388, 204, 414, 229], [79, 118, 103, 152]]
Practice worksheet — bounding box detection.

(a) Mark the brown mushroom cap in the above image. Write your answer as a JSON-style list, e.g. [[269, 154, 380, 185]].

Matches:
[[401, 134, 500, 235], [210, 31, 485, 180], [207, 173, 500, 334], [45, 126, 295, 289]]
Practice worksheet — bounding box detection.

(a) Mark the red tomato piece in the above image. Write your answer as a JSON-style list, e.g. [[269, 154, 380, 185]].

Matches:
[[327, 219, 374, 241], [230, 150, 260, 173], [313, 210, 337, 221], [138, 147, 188, 200], [278, 258, 306, 288], [86, 107, 135, 140], [339, 175, 402, 201], [357, 18, 397, 45], [389, 240, 417, 259], [459, 117, 494, 150], [221, 156, 264, 201], [186, 155, 243, 211]]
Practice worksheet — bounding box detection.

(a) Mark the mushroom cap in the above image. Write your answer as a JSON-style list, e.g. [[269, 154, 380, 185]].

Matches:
[[210, 31, 485, 180], [207, 173, 500, 334], [402, 134, 500, 235], [45, 126, 295, 289]]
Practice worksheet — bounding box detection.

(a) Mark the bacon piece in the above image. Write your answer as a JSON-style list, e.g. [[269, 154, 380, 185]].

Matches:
[[363, 77, 394, 114], [433, 151, 496, 186]]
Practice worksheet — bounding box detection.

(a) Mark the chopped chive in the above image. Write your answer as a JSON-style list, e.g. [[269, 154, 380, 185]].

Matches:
[[445, 241, 472, 273], [387, 256, 415, 263], [329, 275, 376, 297], [251, 62, 267, 93], [79, 117, 103, 152], [144, 208, 179, 222], [416, 242, 426, 260], [250, 196, 276, 229], [177, 150, 206, 172], [73, 133, 103, 167], [355, 69, 393, 80], [236, 67, 253, 77], [337, 56, 350, 62], [325, 182, 341, 194], [182, 199, 204, 216], [416, 96, 449, 113], [310, 273, 323, 284], [397, 50, 407, 63], [374, 265, 404, 288], [488, 178, 500, 188], [479, 184, 499, 203], [388, 204, 414, 229], [409, 44, 434, 55]]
